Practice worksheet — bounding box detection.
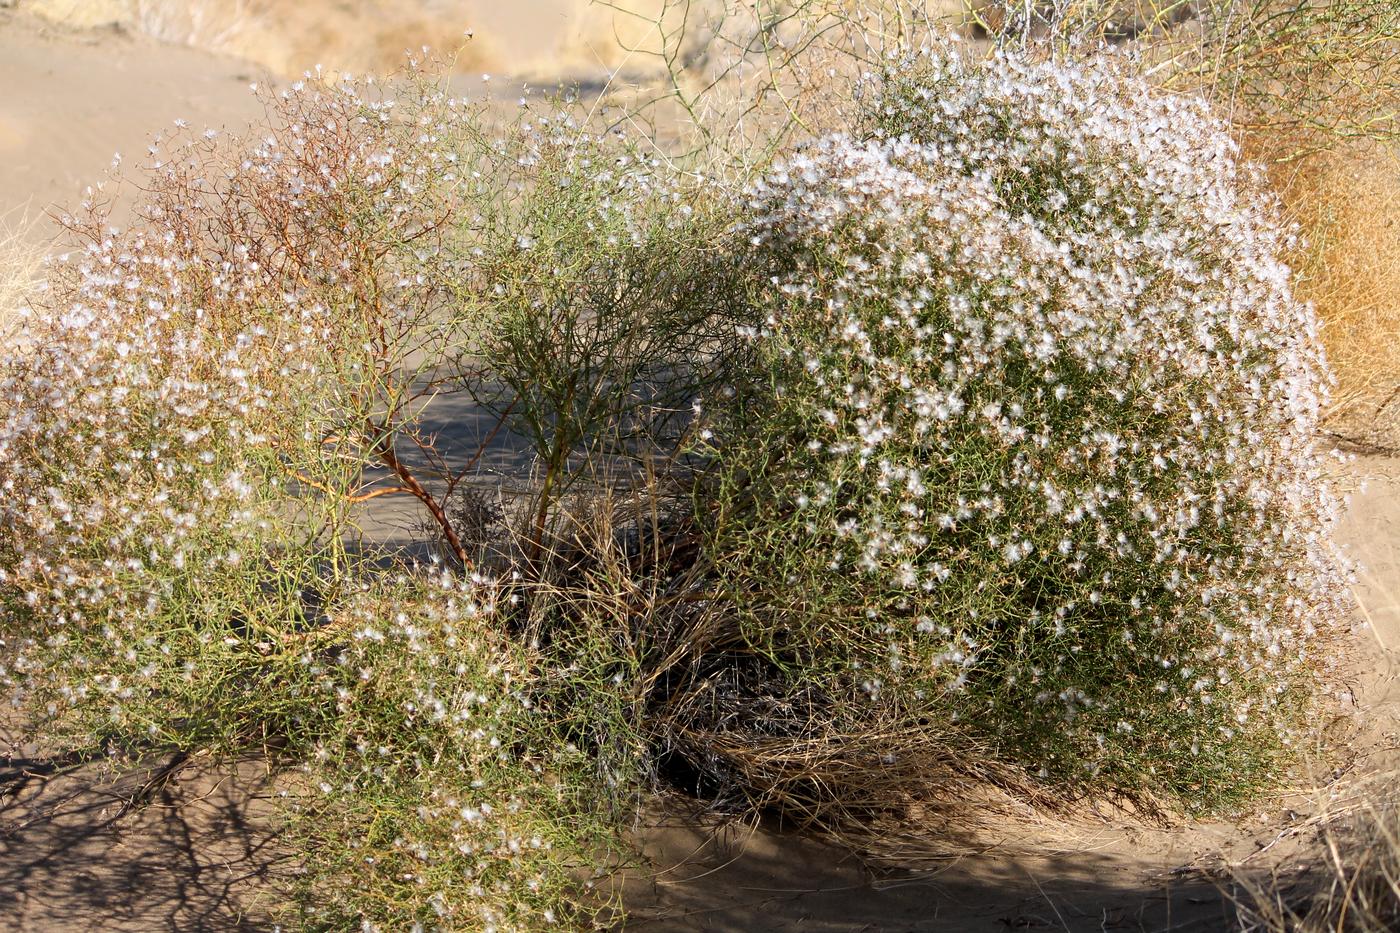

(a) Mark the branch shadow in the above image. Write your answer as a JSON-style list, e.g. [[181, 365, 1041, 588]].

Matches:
[[0, 751, 290, 931], [619, 806, 1242, 933]]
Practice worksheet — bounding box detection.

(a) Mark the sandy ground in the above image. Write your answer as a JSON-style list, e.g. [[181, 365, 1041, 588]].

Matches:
[[0, 0, 665, 234], [17, 0, 679, 79], [617, 451, 1400, 930], [3, 8, 1400, 931], [1, 754, 286, 930], [0, 10, 264, 233], [618, 448, 1400, 933]]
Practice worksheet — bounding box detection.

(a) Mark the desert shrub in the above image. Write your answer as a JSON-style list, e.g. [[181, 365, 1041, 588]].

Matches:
[[582, 0, 1400, 461], [698, 48, 1350, 809], [0, 66, 483, 750], [278, 573, 616, 932], [0, 22, 1366, 926], [448, 119, 753, 570], [0, 226, 315, 752], [0, 65, 647, 928]]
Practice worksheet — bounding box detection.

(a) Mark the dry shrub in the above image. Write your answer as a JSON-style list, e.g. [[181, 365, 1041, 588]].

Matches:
[[597, 1, 1400, 170], [583, 1, 958, 175], [1176, 0, 1400, 155], [520, 480, 1055, 853], [646, 639, 1061, 836]]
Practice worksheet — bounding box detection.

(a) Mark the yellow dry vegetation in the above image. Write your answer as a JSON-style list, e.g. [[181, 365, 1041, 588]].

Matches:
[[1234, 767, 1400, 931], [1264, 142, 1400, 435], [0, 221, 40, 337]]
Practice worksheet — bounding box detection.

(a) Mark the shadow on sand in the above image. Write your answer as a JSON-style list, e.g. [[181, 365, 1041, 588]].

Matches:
[[2, 745, 1245, 932], [1, 750, 287, 932], [621, 807, 1240, 932]]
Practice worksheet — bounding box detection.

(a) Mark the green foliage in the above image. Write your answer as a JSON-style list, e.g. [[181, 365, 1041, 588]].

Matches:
[[0, 23, 1364, 927], [450, 122, 752, 566], [279, 575, 616, 932], [0, 68, 638, 929]]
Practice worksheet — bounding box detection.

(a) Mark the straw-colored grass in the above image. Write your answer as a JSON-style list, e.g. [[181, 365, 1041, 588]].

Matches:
[[0, 219, 41, 340], [1259, 142, 1400, 441], [1234, 771, 1400, 932]]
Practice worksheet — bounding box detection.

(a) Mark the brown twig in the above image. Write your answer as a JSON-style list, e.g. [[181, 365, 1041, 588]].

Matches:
[[366, 420, 472, 567]]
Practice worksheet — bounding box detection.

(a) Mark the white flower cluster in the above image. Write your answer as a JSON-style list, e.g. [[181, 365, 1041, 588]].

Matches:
[[733, 48, 1351, 793], [0, 70, 482, 731], [0, 234, 285, 731], [291, 574, 588, 932]]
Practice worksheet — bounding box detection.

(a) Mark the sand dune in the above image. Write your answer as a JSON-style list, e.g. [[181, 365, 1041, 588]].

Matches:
[[19, 0, 679, 78], [0, 1, 698, 226], [0, 10, 263, 228]]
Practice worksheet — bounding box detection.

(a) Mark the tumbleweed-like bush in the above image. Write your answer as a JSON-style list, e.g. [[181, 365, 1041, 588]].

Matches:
[[698, 47, 1351, 810], [279, 573, 616, 931], [0, 66, 483, 752]]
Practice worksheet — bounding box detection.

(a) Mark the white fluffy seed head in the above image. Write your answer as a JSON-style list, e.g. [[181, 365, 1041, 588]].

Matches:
[[722, 46, 1350, 799]]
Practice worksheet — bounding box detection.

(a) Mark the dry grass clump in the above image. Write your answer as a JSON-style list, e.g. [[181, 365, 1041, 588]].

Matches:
[[1256, 143, 1400, 441], [512, 481, 1055, 852], [0, 220, 41, 336], [646, 646, 1059, 832], [1234, 774, 1400, 932], [951, 0, 1400, 154]]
